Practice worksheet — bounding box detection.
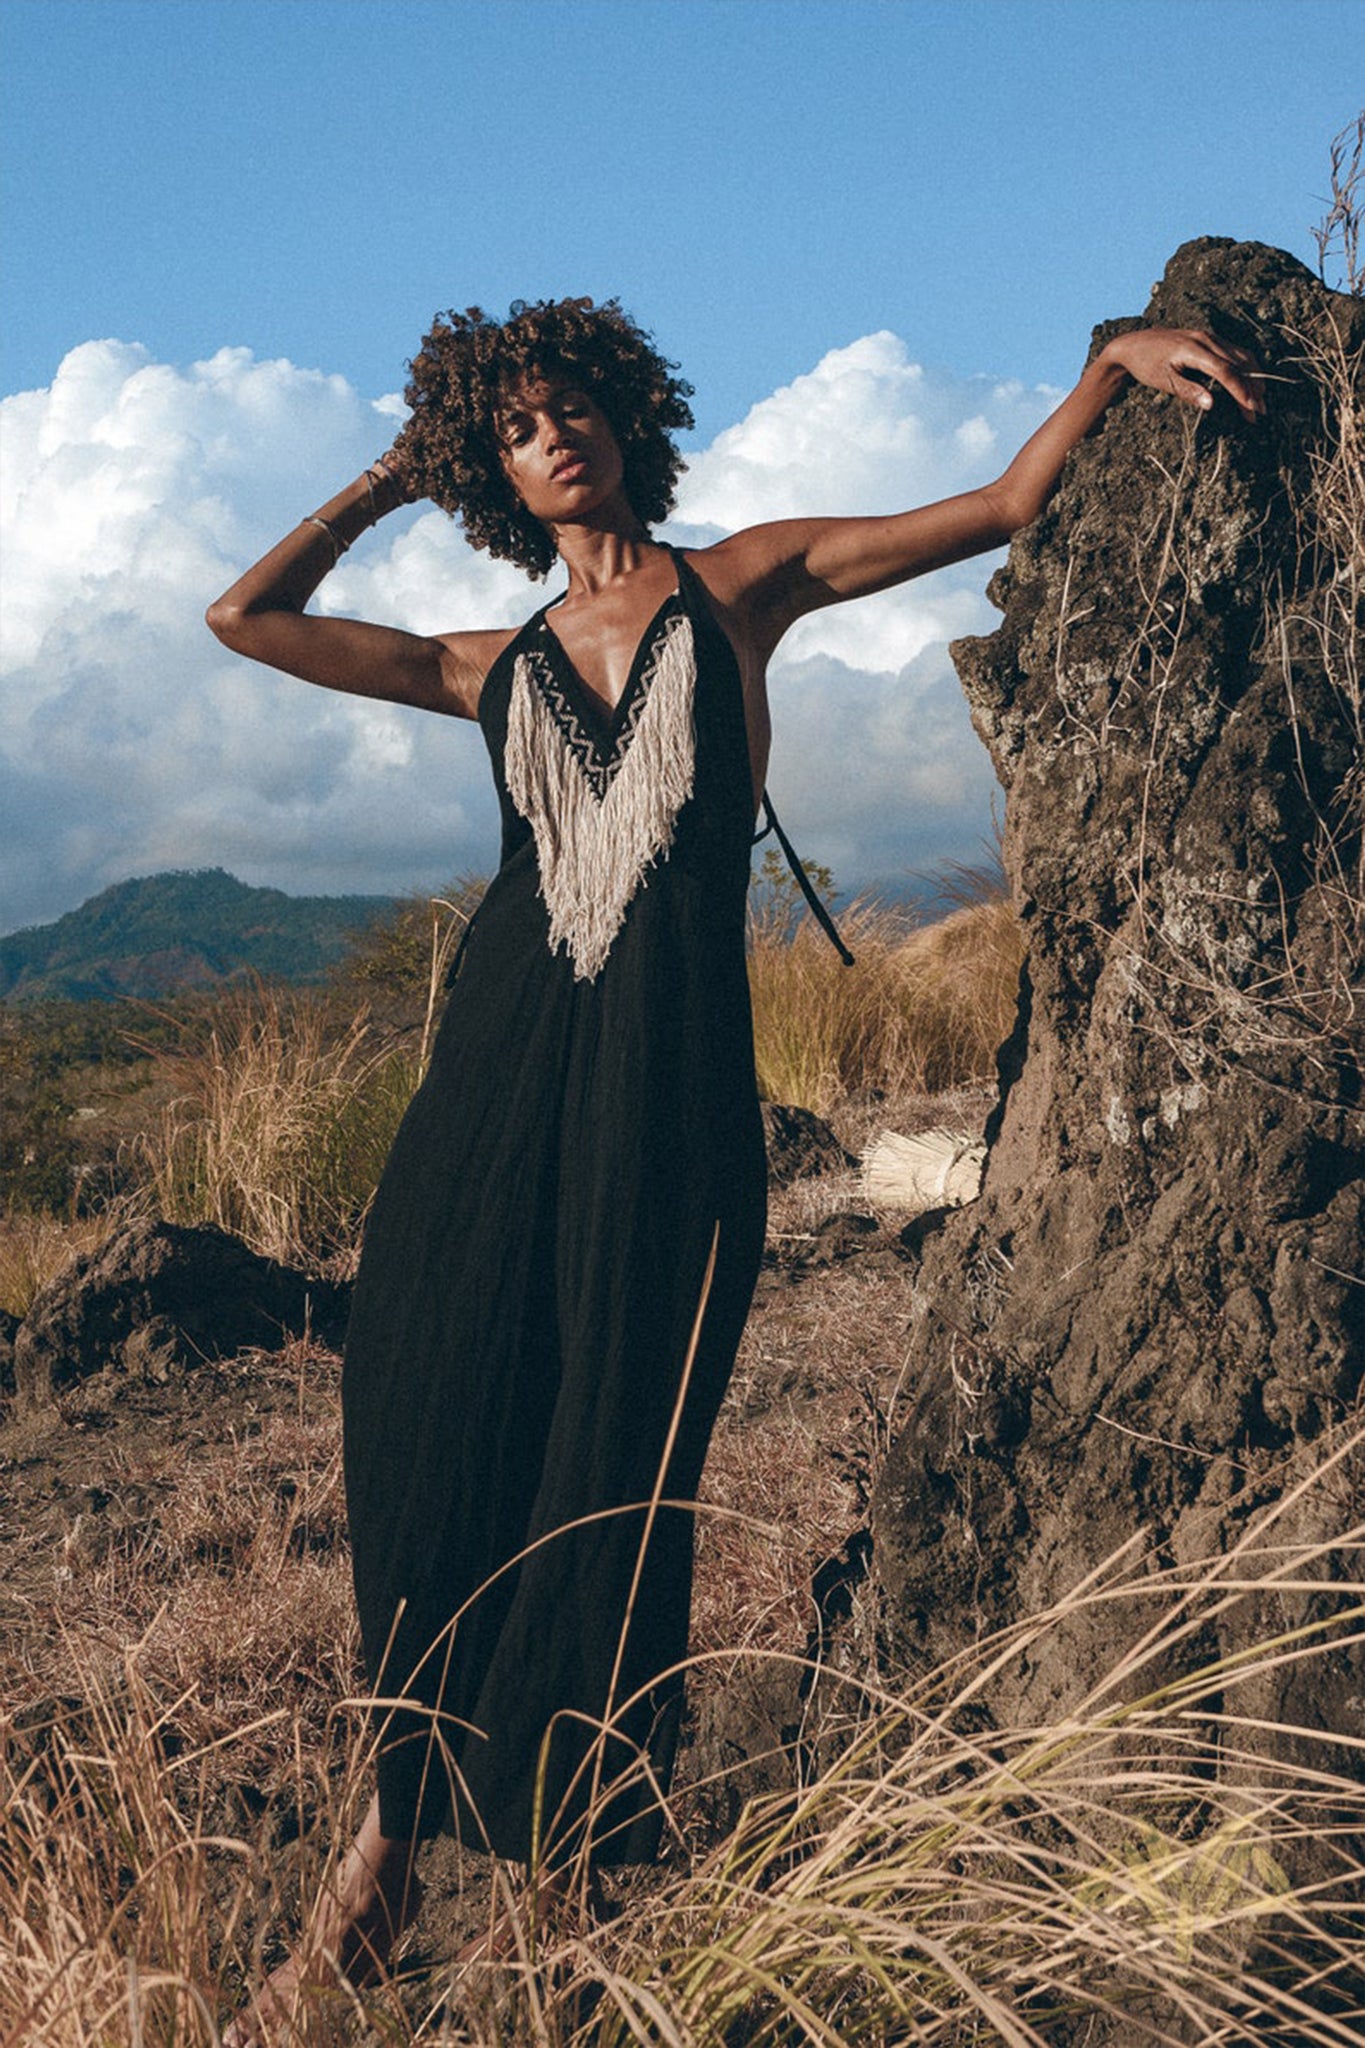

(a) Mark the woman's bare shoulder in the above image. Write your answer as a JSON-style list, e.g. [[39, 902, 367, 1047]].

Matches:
[[439, 624, 522, 668], [680, 522, 822, 625], [430, 624, 523, 717]]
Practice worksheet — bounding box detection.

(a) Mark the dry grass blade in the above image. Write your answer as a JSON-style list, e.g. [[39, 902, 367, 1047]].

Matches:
[[1313, 111, 1365, 296]]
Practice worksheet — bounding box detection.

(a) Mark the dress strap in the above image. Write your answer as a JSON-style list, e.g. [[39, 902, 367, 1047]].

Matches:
[[668, 547, 853, 966], [753, 793, 855, 966]]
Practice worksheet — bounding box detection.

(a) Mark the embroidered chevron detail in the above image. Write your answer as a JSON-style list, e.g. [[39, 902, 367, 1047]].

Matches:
[[517, 641, 615, 799], [505, 609, 696, 982]]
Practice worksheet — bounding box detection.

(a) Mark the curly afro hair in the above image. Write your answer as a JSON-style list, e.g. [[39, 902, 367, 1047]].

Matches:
[[388, 297, 695, 580]]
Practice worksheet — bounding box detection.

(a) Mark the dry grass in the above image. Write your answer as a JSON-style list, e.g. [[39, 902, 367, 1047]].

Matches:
[[894, 893, 1025, 1083], [1108, 307, 1364, 1083], [3, 1418, 1362, 2046], [0, 1203, 136, 1319], [748, 887, 1024, 1117], [129, 987, 420, 1268], [1314, 111, 1365, 295], [3, 1198, 1362, 2044]]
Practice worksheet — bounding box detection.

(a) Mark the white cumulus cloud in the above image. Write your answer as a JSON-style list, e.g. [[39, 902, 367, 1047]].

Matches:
[[0, 340, 527, 927], [0, 333, 1058, 931]]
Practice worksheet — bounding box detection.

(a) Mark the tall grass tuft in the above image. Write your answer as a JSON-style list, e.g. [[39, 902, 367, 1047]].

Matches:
[[4, 1651, 252, 2048], [0, 1202, 135, 1318], [130, 987, 419, 1268], [598, 1436, 1365, 2047], [894, 877, 1026, 1091], [748, 871, 1023, 1115]]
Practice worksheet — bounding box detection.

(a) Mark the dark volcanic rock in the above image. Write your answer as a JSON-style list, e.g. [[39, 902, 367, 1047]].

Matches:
[[12, 1218, 349, 1409], [0, 1309, 19, 1396], [873, 244, 1365, 1775], [801, 1211, 884, 1264], [762, 1103, 855, 1185]]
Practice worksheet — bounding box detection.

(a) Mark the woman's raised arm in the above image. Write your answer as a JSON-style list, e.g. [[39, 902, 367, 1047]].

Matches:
[[707, 328, 1264, 644], [205, 460, 500, 720]]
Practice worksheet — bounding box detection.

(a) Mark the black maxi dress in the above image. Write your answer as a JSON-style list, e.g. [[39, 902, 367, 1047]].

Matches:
[[341, 547, 767, 1865]]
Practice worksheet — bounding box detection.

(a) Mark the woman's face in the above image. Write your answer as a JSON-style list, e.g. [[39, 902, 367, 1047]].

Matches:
[[495, 370, 629, 527]]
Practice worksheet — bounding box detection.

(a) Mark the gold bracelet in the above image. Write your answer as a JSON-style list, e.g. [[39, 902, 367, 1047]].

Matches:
[[363, 466, 388, 525], [303, 514, 348, 565], [370, 455, 412, 506]]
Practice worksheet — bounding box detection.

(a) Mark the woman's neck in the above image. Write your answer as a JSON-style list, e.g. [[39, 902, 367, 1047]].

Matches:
[[551, 516, 659, 599]]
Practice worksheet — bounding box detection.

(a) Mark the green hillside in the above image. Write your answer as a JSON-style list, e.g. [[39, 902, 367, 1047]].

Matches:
[[0, 870, 399, 1002]]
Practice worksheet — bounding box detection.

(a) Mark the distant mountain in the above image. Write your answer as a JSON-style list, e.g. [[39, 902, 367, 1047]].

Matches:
[[0, 870, 399, 1002]]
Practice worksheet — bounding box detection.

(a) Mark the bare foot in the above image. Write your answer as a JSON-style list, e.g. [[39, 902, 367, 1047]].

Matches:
[[224, 1798, 421, 2045]]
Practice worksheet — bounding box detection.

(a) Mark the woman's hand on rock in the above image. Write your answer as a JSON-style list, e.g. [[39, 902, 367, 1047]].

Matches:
[[1102, 327, 1265, 419]]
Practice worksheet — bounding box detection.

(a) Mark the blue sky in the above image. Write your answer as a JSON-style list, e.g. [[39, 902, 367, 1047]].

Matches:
[[1, 0, 1359, 929]]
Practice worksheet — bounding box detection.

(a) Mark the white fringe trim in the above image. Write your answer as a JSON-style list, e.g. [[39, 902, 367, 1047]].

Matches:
[[505, 611, 697, 982]]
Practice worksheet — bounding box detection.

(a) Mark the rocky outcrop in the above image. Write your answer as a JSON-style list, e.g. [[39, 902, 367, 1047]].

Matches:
[[12, 1218, 349, 1409], [873, 244, 1364, 1763]]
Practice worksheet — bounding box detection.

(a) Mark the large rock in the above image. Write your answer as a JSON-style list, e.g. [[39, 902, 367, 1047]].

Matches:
[[12, 1218, 348, 1409], [761, 1103, 854, 1185], [873, 244, 1364, 1763]]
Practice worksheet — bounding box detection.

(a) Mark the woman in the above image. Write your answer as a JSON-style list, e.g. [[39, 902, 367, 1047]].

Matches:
[[208, 297, 1261, 2026]]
